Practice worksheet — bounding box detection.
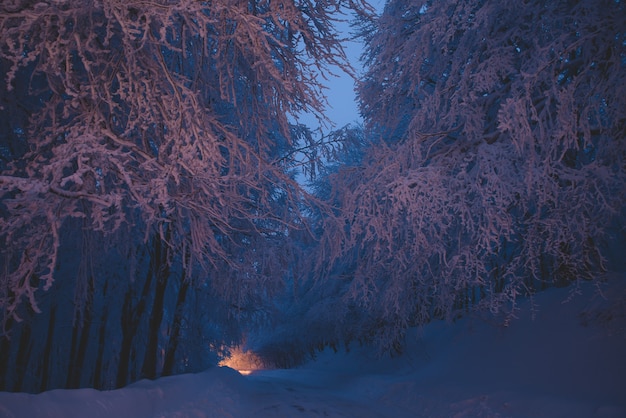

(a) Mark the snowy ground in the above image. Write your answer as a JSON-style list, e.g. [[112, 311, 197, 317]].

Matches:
[[1, 276, 625, 418]]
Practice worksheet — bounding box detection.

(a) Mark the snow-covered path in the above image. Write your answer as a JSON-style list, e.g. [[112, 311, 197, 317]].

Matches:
[[242, 369, 390, 417], [1, 278, 625, 418]]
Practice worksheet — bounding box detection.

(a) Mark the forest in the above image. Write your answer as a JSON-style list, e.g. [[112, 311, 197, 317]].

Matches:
[[0, 0, 625, 395]]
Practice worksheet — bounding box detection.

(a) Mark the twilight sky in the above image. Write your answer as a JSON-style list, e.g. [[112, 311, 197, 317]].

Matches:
[[301, 0, 386, 130]]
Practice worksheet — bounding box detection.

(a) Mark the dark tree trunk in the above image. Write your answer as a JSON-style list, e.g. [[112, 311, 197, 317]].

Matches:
[[93, 281, 109, 389], [116, 257, 154, 388], [13, 323, 33, 392], [39, 305, 57, 392], [116, 292, 135, 388], [141, 231, 170, 380], [162, 274, 190, 376], [66, 277, 95, 389], [0, 317, 14, 391]]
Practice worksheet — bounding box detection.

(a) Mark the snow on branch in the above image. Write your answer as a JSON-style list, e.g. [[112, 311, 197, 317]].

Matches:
[[0, 0, 371, 328], [312, 0, 626, 352]]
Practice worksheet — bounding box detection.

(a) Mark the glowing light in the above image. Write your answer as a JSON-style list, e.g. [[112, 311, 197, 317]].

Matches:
[[218, 346, 264, 375]]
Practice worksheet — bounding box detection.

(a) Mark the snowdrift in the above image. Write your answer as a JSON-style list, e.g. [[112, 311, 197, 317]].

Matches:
[[1, 277, 624, 417]]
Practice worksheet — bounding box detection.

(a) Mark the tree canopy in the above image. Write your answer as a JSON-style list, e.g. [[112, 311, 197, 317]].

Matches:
[[0, 0, 370, 323], [309, 0, 626, 352], [0, 0, 371, 391]]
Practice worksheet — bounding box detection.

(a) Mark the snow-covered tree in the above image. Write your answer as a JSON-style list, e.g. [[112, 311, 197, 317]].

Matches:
[[0, 0, 342, 321], [316, 0, 626, 352], [0, 0, 372, 391]]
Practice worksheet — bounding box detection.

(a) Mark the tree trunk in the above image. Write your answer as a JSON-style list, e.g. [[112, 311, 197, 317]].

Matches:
[[66, 283, 93, 388], [162, 274, 190, 376], [0, 317, 14, 391], [13, 323, 33, 392], [93, 281, 109, 389], [66, 276, 95, 389], [116, 257, 153, 388], [39, 305, 57, 392], [141, 231, 170, 379]]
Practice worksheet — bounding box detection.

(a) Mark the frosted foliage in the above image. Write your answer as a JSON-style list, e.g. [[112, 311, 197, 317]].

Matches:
[[321, 0, 626, 350], [0, 0, 370, 326]]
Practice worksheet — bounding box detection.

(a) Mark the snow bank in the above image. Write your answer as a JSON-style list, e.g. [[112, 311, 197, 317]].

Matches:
[[1, 277, 624, 417]]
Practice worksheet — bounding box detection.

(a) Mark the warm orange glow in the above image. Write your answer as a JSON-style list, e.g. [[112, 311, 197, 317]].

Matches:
[[218, 346, 264, 375]]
